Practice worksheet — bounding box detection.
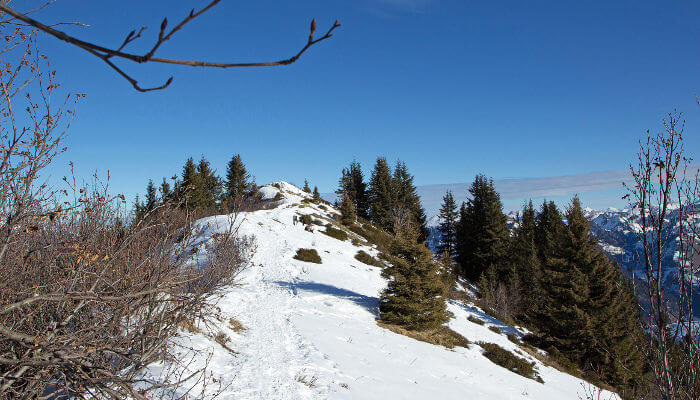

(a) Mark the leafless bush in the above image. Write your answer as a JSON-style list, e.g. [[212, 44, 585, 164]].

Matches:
[[0, 23, 253, 399], [625, 110, 700, 400]]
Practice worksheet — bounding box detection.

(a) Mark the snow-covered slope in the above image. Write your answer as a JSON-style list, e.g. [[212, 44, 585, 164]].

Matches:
[[150, 182, 614, 400]]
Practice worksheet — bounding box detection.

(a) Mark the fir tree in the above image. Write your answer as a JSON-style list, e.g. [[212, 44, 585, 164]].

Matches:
[[145, 179, 157, 212], [454, 174, 510, 282], [509, 200, 541, 321], [303, 179, 311, 193], [379, 219, 449, 331], [537, 196, 643, 390], [392, 160, 428, 241], [159, 177, 172, 205], [437, 190, 458, 257], [534, 200, 566, 264], [349, 160, 369, 219], [312, 186, 321, 203], [225, 154, 254, 201], [367, 157, 395, 231], [133, 194, 145, 220], [339, 193, 356, 226], [180, 157, 198, 202], [192, 156, 222, 210], [336, 168, 353, 205]]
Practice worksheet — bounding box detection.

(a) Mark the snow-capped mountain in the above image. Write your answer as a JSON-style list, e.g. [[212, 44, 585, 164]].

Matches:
[[144, 182, 614, 399]]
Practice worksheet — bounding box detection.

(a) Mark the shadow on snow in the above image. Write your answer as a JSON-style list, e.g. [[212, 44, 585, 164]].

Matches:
[[273, 280, 379, 315]]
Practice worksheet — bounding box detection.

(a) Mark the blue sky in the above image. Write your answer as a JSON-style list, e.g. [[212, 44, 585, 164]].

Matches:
[[32, 0, 700, 212]]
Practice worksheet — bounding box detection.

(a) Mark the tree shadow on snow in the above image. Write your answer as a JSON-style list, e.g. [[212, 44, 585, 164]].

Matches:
[[273, 281, 379, 316]]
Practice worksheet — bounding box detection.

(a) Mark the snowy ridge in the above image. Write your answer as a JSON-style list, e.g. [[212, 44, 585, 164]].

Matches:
[[148, 182, 615, 399]]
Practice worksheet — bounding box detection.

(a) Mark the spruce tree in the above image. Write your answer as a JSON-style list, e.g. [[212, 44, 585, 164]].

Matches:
[[192, 156, 222, 210], [509, 200, 541, 321], [336, 168, 353, 205], [437, 190, 458, 258], [145, 179, 157, 212], [537, 196, 643, 391], [392, 160, 428, 242], [180, 157, 198, 200], [225, 154, 253, 201], [379, 219, 449, 331], [367, 157, 395, 231], [339, 193, 356, 226], [303, 179, 311, 193], [159, 177, 172, 205], [534, 200, 566, 264], [133, 194, 145, 220], [349, 160, 369, 219], [312, 186, 321, 203], [454, 174, 510, 282]]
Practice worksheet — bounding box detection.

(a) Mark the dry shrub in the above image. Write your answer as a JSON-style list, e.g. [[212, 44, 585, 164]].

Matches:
[[0, 24, 254, 399], [377, 321, 470, 349]]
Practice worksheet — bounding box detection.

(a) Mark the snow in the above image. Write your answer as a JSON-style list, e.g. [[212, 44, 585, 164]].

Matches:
[[146, 182, 617, 400]]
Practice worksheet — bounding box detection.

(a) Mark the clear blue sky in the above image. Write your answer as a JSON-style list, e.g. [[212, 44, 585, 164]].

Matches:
[[34, 0, 700, 209]]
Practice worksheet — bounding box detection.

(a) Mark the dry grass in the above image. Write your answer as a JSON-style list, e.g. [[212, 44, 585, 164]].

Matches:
[[377, 321, 470, 349], [229, 318, 247, 333]]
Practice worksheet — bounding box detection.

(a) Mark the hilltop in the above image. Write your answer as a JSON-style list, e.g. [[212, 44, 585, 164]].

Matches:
[[142, 182, 614, 399]]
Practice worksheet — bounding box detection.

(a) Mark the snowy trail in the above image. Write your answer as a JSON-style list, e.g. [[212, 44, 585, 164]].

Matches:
[[151, 182, 618, 400]]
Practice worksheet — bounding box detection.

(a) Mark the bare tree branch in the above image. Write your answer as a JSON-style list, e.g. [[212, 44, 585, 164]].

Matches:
[[0, 1, 340, 92]]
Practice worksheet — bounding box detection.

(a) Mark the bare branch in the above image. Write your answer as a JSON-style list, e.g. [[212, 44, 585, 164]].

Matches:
[[0, 2, 340, 92]]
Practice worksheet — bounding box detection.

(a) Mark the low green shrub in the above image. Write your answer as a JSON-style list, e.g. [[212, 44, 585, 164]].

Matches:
[[272, 192, 283, 201], [312, 219, 324, 226], [479, 342, 541, 382], [506, 333, 520, 344], [293, 248, 322, 264], [322, 225, 348, 241], [299, 214, 312, 225], [318, 205, 327, 211], [467, 315, 485, 325], [354, 250, 382, 267], [348, 224, 368, 238], [488, 326, 502, 334]]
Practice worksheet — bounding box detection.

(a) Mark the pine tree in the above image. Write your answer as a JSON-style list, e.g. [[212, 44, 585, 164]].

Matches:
[[454, 174, 510, 282], [509, 200, 541, 321], [145, 179, 157, 212], [312, 186, 321, 203], [133, 194, 145, 220], [349, 160, 369, 219], [537, 196, 644, 390], [190, 156, 222, 210], [225, 154, 254, 201], [534, 200, 566, 264], [437, 190, 458, 257], [159, 177, 172, 205], [339, 193, 356, 226], [392, 160, 428, 242], [336, 168, 353, 205], [367, 157, 395, 231], [303, 179, 311, 193], [180, 157, 198, 202], [379, 219, 449, 331]]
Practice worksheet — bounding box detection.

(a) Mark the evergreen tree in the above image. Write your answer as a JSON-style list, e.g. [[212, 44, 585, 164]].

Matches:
[[339, 193, 356, 226], [303, 179, 311, 193], [180, 157, 198, 203], [225, 154, 254, 201], [509, 200, 541, 321], [379, 219, 449, 330], [537, 196, 643, 390], [367, 157, 395, 231], [349, 160, 369, 219], [336, 168, 353, 205], [336, 160, 369, 219], [190, 156, 222, 210], [437, 190, 458, 257], [133, 194, 145, 220], [534, 200, 566, 264], [454, 174, 510, 282], [312, 186, 321, 203], [392, 160, 428, 241], [159, 177, 172, 205], [145, 179, 157, 212]]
